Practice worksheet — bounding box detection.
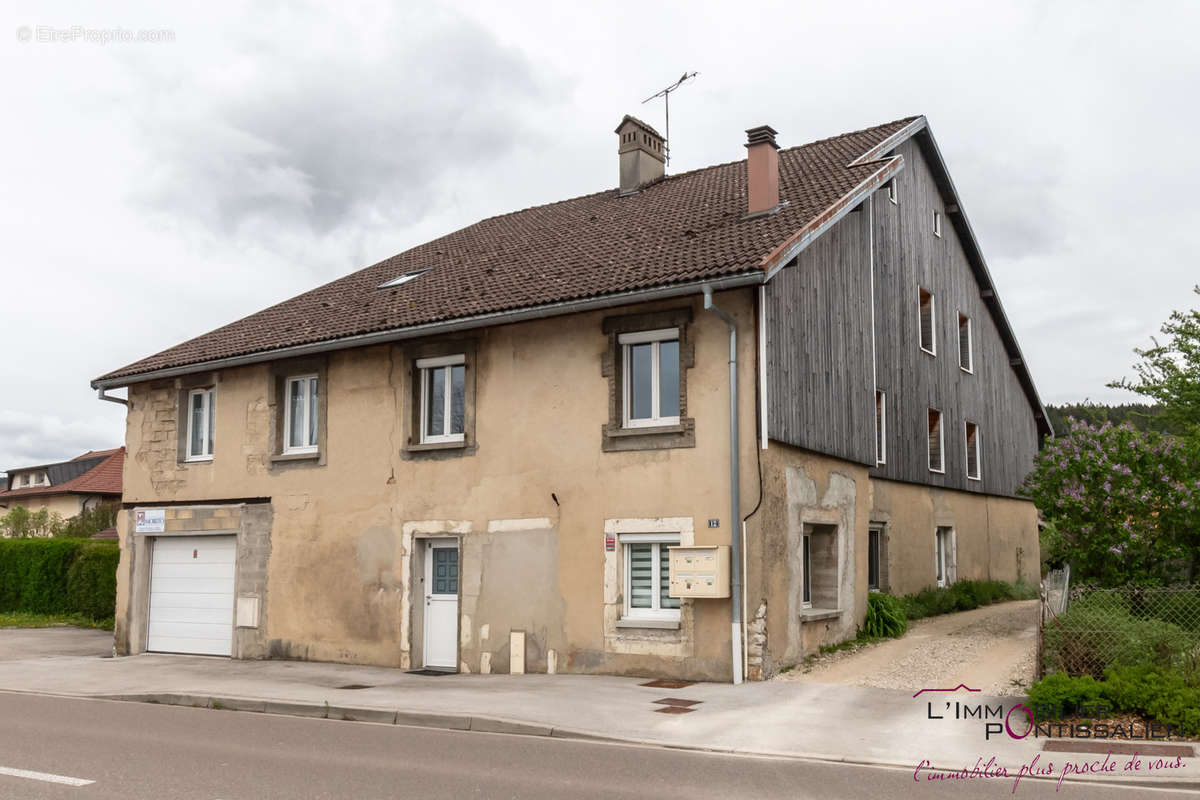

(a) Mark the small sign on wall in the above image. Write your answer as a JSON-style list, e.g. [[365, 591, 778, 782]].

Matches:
[[708, 518, 720, 529], [604, 534, 616, 551], [135, 509, 165, 533]]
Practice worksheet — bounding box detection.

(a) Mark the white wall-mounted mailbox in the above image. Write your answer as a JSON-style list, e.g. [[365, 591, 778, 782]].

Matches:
[[667, 545, 730, 598]]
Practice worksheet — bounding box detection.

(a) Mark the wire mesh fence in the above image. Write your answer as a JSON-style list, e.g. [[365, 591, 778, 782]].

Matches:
[[1039, 581, 1200, 680]]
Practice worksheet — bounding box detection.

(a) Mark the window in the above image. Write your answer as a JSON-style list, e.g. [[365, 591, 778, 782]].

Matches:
[[887, 180, 898, 205], [868, 526, 883, 591], [875, 390, 887, 466], [801, 533, 812, 607], [283, 375, 319, 454], [377, 268, 431, 289], [619, 328, 680, 428], [965, 421, 981, 481], [417, 354, 466, 443], [933, 209, 943, 237], [622, 534, 681, 622], [935, 527, 954, 588], [185, 388, 215, 461], [928, 408, 944, 473], [918, 288, 936, 355], [958, 313, 973, 373]]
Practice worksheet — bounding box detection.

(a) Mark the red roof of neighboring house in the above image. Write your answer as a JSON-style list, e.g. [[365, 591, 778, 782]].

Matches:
[[0, 448, 124, 502]]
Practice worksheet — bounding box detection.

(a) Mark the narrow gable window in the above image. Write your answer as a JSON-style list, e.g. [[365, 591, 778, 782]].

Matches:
[[933, 209, 943, 238], [887, 180, 898, 205], [875, 389, 887, 466], [927, 408, 944, 473], [417, 354, 466, 444], [965, 421, 981, 481], [958, 313, 973, 373], [918, 288, 936, 355], [620, 328, 680, 428], [284, 375, 319, 454], [185, 387, 215, 461]]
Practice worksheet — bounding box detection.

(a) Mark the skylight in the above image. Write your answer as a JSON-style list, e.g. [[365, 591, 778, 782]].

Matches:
[[378, 269, 431, 289]]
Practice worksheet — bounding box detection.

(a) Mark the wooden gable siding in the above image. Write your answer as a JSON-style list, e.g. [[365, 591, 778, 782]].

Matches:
[[765, 207, 876, 466], [868, 138, 1038, 497]]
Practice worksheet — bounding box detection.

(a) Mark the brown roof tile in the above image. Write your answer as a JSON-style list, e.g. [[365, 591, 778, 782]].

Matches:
[[96, 117, 917, 383], [0, 448, 124, 501]]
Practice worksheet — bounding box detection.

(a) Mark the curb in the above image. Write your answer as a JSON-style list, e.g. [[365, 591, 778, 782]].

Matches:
[[83, 691, 1200, 789]]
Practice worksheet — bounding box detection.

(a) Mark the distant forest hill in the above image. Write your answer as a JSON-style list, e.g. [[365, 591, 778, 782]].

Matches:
[[1045, 402, 1168, 436]]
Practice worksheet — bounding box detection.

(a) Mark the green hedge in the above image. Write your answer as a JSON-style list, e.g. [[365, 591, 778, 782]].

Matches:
[[900, 579, 1037, 621], [1028, 665, 1200, 737], [0, 539, 119, 620]]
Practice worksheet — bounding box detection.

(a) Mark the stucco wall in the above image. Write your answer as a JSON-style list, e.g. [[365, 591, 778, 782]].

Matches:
[[2, 493, 84, 520], [870, 478, 1039, 597], [115, 289, 759, 680]]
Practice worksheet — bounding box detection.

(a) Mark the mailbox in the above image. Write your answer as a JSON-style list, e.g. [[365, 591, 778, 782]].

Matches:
[[667, 545, 731, 598]]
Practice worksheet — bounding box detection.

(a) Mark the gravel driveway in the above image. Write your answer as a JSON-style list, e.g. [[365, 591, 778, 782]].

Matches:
[[775, 599, 1037, 695]]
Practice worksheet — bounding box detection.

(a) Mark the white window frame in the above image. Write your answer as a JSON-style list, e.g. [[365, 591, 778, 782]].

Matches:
[[918, 288, 936, 356], [282, 374, 319, 455], [928, 407, 945, 474], [965, 421, 981, 481], [933, 209, 943, 238], [875, 389, 887, 466], [958, 313, 973, 373], [619, 328, 681, 429], [619, 532, 681, 622], [887, 179, 898, 205], [185, 387, 215, 462], [935, 527, 955, 588], [417, 354, 466, 444], [801, 532, 812, 609]]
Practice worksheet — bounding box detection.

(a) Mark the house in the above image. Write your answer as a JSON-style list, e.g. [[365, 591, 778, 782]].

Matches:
[[93, 114, 1049, 681], [0, 448, 125, 525]]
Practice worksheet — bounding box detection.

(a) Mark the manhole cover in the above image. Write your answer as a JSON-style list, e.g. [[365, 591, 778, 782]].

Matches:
[[654, 706, 695, 714], [653, 698, 701, 707], [406, 669, 455, 677], [336, 684, 374, 690], [640, 679, 694, 689]]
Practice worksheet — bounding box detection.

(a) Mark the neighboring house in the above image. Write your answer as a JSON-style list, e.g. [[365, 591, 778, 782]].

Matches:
[[0, 448, 125, 526], [93, 114, 1049, 681]]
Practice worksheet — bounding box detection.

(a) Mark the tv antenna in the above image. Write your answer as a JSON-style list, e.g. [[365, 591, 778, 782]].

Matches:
[[642, 71, 698, 166]]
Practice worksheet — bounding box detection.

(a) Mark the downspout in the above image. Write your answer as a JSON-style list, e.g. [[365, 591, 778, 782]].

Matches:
[[702, 284, 743, 685], [97, 388, 129, 407]]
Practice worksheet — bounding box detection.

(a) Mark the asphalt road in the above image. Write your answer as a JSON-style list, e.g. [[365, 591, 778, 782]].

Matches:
[[0, 692, 1189, 799]]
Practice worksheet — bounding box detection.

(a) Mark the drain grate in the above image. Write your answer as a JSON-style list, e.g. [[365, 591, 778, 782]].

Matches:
[[654, 706, 695, 714], [639, 679, 694, 689], [653, 698, 701, 707], [406, 669, 454, 677], [336, 684, 375, 690]]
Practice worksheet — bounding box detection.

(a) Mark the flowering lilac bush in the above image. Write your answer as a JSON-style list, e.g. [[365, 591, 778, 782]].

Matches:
[[1020, 420, 1200, 585]]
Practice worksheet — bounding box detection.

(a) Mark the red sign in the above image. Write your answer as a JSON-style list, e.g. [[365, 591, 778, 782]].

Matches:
[[605, 534, 616, 551]]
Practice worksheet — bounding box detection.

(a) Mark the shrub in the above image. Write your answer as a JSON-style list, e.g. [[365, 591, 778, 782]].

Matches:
[[1027, 672, 1107, 720], [863, 592, 908, 638], [900, 580, 1028, 621], [1041, 596, 1193, 679], [54, 503, 119, 538], [0, 538, 118, 620], [1103, 664, 1200, 737]]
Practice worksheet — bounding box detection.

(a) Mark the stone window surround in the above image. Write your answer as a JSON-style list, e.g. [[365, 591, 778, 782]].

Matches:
[[268, 356, 329, 467], [398, 337, 478, 460], [600, 307, 695, 452], [175, 372, 218, 465], [602, 517, 695, 658]]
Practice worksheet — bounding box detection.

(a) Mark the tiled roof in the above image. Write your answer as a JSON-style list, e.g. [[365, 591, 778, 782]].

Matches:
[[95, 117, 918, 383], [0, 448, 124, 501]]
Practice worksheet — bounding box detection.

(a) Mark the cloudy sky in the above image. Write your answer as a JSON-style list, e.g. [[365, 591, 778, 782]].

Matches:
[[1, 0, 1197, 470]]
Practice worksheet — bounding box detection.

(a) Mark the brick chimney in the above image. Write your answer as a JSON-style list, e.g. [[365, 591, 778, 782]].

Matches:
[[745, 125, 780, 215], [615, 115, 665, 195]]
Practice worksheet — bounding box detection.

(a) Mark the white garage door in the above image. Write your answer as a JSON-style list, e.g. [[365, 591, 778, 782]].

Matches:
[[148, 535, 236, 656]]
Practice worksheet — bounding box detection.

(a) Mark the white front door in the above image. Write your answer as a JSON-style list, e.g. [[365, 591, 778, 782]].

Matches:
[[422, 540, 459, 670], [147, 535, 236, 656]]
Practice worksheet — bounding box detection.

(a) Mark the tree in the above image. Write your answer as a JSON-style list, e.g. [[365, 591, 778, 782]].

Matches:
[[1020, 420, 1200, 585], [1109, 286, 1200, 440], [0, 506, 61, 538]]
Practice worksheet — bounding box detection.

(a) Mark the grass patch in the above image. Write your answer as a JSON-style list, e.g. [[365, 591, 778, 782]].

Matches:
[[0, 611, 113, 630]]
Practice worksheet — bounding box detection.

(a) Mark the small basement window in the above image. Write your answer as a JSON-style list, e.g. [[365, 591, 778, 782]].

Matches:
[[965, 421, 981, 481], [928, 408, 944, 473], [958, 313, 973, 373], [919, 288, 936, 355]]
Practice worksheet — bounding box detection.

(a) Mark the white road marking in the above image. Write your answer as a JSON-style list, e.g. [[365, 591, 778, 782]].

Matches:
[[0, 766, 94, 786]]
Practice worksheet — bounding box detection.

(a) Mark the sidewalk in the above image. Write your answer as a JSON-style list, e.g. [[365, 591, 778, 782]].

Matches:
[[0, 629, 1194, 789]]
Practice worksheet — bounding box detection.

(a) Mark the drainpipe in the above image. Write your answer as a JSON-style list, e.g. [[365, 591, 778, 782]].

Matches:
[[702, 284, 743, 685], [97, 388, 129, 407]]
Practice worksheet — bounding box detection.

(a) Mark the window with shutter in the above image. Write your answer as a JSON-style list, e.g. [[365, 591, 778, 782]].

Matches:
[[621, 534, 680, 622], [958, 313, 972, 373], [919, 289, 936, 354], [875, 390, 886, 466], [928, 408, 944, 473], [965, 421, 981, 480]]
